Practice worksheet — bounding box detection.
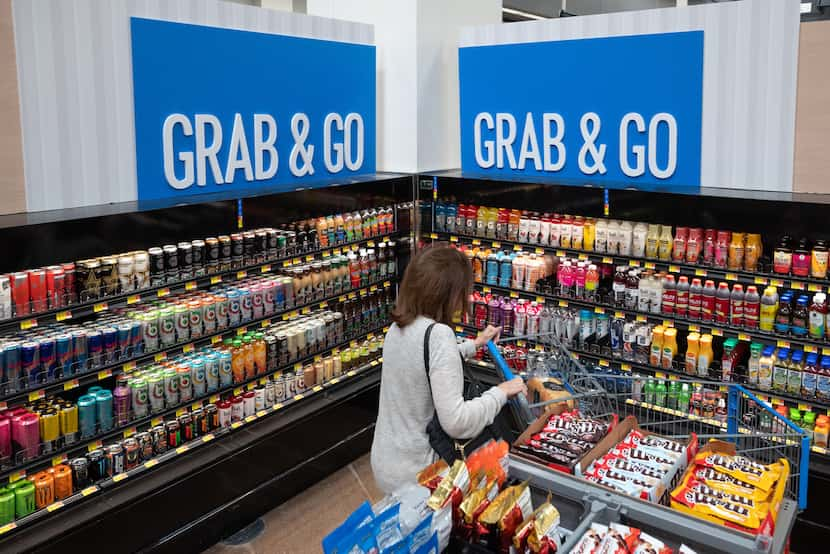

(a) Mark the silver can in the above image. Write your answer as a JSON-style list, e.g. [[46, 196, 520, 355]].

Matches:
[[264, 380, 275, 406], [294, 368, 306, 393], [204, 353, 220, 392], [214, 293, 229, 330], [254, 386, 266, 411]]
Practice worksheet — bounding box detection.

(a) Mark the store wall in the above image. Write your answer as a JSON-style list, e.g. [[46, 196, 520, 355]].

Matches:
[[459, 0, 801, 192], [0, 0, 25, 215], [10, 0, 372, 213], [793, 19, 830, 194]]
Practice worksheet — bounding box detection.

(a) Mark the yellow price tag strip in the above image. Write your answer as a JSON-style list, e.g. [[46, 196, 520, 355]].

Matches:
[[558, 300, 568, 307], [98, 369, 112, 380], [185, 281, 198, 291], [28, 390, 44, 402], [157, 288, 170, 297], [175, 408, 186, 417], [144, 459, 159, 469], [211, 275, 222, 284], [212, 336, 222, 344], [81, 486, 99, 496], [183, 343, 194, 353], [294, 394, 304, 401], [94, 302, 108, 312], [668, 265, 680, 273], [202, 433, 215, 442], [599, 359, 610, 367], [52, 455, 67, 466], [237, 271, 248, 279], [450, 236, 458, 243], [594, 307, 604, 314], [628, 260, 640, 267], [151, 417, 163, 426], [711, 328, 723, 336], [47, 501, 64, 512], [645, 262, 656, 270], [621, 363, 632, 372], [274, 403, 283, 410], [155, 353, 167, 362], [123, 427, 136, 438], [261, 265, 272, 273], [0, 523, 17, 535], [112, 473, 129, 483], [176, 445, 190, 454], [347, 370, 357, 377], [245, 415, 256, 423], [56, 310, 72, 322], [313, 385, 323, 393], [20, 319, 37, 330], [754, 276, 768, 285], [603, 257, 613, 264]]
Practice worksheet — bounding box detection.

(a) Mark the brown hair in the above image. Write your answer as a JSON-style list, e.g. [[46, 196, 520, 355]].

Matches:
[[391, 244, 472, 328]]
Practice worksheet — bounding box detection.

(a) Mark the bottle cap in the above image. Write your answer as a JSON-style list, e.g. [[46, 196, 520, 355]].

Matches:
[[678, 276, 689, 284], [718, 282, 729, 291], [733, 284, 743, 292]]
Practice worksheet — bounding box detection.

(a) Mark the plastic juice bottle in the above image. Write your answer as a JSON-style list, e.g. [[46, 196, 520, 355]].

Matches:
[[637, 272, 651, 313], [685, 333, 700, 375], [508, 210, 521, 241], [571, 218, 584, 250], [645, 224, 660, 259], [644, 378, 655, 405], [747, 343, 763, 386], [253, 332, 267, 374], [814, 415, 829, 448], [758, 346, 775, 391], [518, 213, 532, 244], [788, 350, 804, 395], [701, 280, 717, 323], [759, 286, 779, 332], [810, 292, 827, 339], [658, 225, 674, 261], [655, 380, 667, 407], [344, 213, 355, 242], [697, 334, 714, 378], [585, 264, 600, 300], [819, 357, 830, 402], [242, 336, 255, 379], [650, 326, 664, 367], [803, 352, 819, 398], [496, 208, 509, 240], [688, 278, 703, 320], [667, 380, 679, 410], [792, 296, 809, 337], [743, 285, 761, 329], [574, 261, 586, 298], [618, 221, 632, 256], [334, 213, 345, 244], [353, 210, 364, 239], [730, 284, 745, 328], [594, 219, 608, 253], [476, 206, 488, 237], [583, 219, 595, 252], [803, 411, 817, 441], [316, 218, 329, 248], [661, 328, 678, 370], [773, 349, 790, 393], [231, 339, 245, 383], [632, 223, 648, 257], [714, 282, 731, 324]]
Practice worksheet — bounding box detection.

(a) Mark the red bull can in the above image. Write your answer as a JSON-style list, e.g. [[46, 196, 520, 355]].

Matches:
[[101, 327, 117, 364], [87, 330, 103, 368], [70, 330, 87, 373], [116, 324, 132, 360], [38, 337, 56, 382], [55, 334, 72, 377]]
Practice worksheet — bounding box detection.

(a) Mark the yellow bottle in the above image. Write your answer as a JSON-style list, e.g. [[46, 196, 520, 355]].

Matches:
[[685, 333, 700, 375], [645, 224, 661, 259], [658, 225, 674, 261], [476, 205, 488, 237], [661, 328, 678, 370], [650, 326, 664, 367], [697, 334, 714, 378], [583, 219, 595, 252]]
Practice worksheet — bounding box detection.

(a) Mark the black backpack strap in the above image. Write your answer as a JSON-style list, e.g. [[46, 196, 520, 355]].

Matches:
[[423, 322, 438, 386]]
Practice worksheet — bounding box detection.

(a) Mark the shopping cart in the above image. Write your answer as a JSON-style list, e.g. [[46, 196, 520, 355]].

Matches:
[[481, 330, 810, 512]]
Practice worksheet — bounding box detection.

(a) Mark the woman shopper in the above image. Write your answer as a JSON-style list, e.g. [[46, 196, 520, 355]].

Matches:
[[371, 245, 527, 494]]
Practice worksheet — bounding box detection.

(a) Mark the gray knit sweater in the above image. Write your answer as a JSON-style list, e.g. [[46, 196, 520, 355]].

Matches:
[[370, 316, 507, 494]]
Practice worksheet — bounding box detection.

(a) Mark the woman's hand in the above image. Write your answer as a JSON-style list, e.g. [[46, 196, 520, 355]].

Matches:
[[474, 325, 501, 349], [498, 377, 528, 399]]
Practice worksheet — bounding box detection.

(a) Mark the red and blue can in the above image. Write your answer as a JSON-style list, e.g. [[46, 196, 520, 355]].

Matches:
[[129, 320, 143, 356], [38, 337, 56, 381], [87, 330, 103, 369], [101, 327, 117, 364], [3, 342, 21, 392], [71, 330, 87, 372], [116, 324, 131, 360], [21, 342, 39, 385], [55, 334, 72, 377]]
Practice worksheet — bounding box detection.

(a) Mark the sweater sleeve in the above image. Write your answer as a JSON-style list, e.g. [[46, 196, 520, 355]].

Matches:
[[458, 338, 478, 360], [428, 324, 507, 440]]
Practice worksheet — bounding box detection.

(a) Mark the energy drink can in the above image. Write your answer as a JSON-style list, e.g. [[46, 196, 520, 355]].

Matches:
[[191, 239, 206, 277], [188, 300, 203, 339], [13, 481, 36, 518], [217, 401, 231, 427], [262, 280, 276, 315], [20, 341, 38, 386], [10, 271, 31, 316], [123, 438, 139, 470], [239, 288, 253, 322], [177, 365, 193, 403], [136, 432, 153, 460], [230, 397, 244, 421], [218, 235, 232, 270], [101, 327, 117, 364], [4, 342, 21, 392], [151, 425, 168, 454], [214, 293, 229, 330], [177, 242, 193, 280], [166, 420, 180, 448], [99, 257, 119, 296], [45, 267, 65, 309], [179, 413, 194, 442], [116, 324, 132, 360], [69, 457, 89, 489], [205, 238, 220, 272], [142, 311, 160, 352], [52, 464, 73, 500], [251, 285, 264, 319], [59, 404, 79, 444], [227, 290, 241, 326], [158, 309, 176, 347], [243, 391, 255, 416], [87, 448, 107, 481], [204, 353, 220, 392], [106, 444, 125, 476], [219, 351, 233, 387], [148, 373, 165, 413], [70, 330, 88, 372], [39, 410, 60, 453], [264, 380, 275, 406], [148, 247, 165, 286], [204, 403, 219, 430], [163, 245, 179, 283], [87, 329, 103, 368], [230, 233, 244, 268], [131, 377, 149, 418], [265, 335, 277, 371], [202, 297, 217, 334], [130, 319, 144, 356], [95, 389, 113, 432], [28, 269, 47, 312], [254, 386, 265, 411], [38, 337, 56, 382], [133, 252, 149, 290], [0, 275, 11, 321], [243, 231, 256, 264], [191, 408, 205, 436], [33, 472, 54, 509], [273, 279, 286, 312], [174, 304, 189, 343], [191, 359, 207, 397], [163, 368, 179, 407]]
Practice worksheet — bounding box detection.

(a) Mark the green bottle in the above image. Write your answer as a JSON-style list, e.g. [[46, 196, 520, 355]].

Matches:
[[13, 481, 35, 519], [679, 383, 691, 413], [644, 379, 655, 405], [655, 380, 667, 407], [667, 380, 679, 411], [0, 488, 14, 525]]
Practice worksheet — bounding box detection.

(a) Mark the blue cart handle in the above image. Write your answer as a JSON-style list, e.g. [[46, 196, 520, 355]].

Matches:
[[486, 340, 534, 425]]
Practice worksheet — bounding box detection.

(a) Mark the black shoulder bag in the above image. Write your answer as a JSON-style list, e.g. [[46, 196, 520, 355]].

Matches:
[[423, 323, 504, 463]]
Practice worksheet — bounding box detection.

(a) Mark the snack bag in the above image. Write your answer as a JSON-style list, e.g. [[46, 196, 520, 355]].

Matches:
[[671, 485, 764, 530], [458, 477, 498, 541], [512, 511, 537, 553], [687, 466, 768, 502], [411, 531, 439, 554], [478, 481, 533, 554], [527, 502, 562, 554], [623, 430, 688, 462], [570, 523, 608, 554], [375, 503, 404, 552], [323, 501, 374, 554], [692, 452, 781, 492], [633, 532, 672, 554], [595, 523, 640, 554], [418, 459, 449, 492], [427, 459, 470, 527], [466, 440, 510, 486]]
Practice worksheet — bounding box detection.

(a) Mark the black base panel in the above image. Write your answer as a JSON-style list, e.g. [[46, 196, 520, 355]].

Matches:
[[4, 374, 380, 554]]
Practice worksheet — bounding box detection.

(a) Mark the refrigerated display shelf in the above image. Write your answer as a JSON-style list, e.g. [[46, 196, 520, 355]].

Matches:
[[429, 229, 830, 291], [0, 277, 395, 406], [0, 232, 398, 335], [0, 306, 394, 481], [0, 354, 383, 539]]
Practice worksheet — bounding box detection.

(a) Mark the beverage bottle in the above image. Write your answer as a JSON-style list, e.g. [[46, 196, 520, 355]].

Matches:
[[622, 321, 636, 361], [667, 380, 679, 410], [758, 346, 775, 391], [662, 274, 676, 315], [618, 221, 633, 256], [792, 296, 809, 336], [655, 380, 667, 407], [539, 214, 551, 246], [434, 203, 445, 233], [645, 378, 656, 405], [773, 236, 793, 275], [728, 283, 744, 327], [774, 293, 793, 334], [585, 264, 600, 301], [529, 213, 543, 245], [488, 296, 502, 328], [748, 343, 763, 385], [688, 278, 703, 320], [686, 228, 703, 264], [443, 205, 455, 234], [574, 262, 586, 298], [514, 299, 527, 335], [231, 339, 245, 383], [632, 223, 648, 258], [793, 237, 811, 278], [626, 271, 640, 311], [454, 204, 466, 234], [501, 298, 515, 336], [673, 227, 688, 262], [649, 273, 663, 314], [717, 281, 732, 324], [518, 212, 531, 244], [635, 322, 651, 364], [606, 220, 620, 254], [253, 333, 267, 374], [675, 276, 689, 317], [743, 285, 761, 329], [471, 249, 484, 283], [789, 350, 805, 395], [685, 332, 700, 375], [473, 293, 488, 329], [571, 218, 584, 250], [679, 382, 691, 412], [582, 219, 595, 252], [368, 208, 379, 237], [499, 253, 512, 289], [728, 232, 745, 271], [506, 210, 519, 241], [527, 301, 541, 336], [645, 224, 660, 259], [316, 217, 329, 248], [661, 327, 678, 370], [658, 225, 674, 261], [773, 349, 789, 393], [610, 317, 624, 358], [487, 252, 500, 286], [818, 357, 830, 402], [650, 325, 664, 367], [637, 273, 651, 313], [714, 231, 730, 269], [596, 312, 610, 348], [715, 398, 727, 423], [697, 334, 714, 377], [812, 239, 829, 278], [594, 219, 608, 253], [701, 280, 717, 323], [560, 217, 573, 249], [759, 286, 779, 332], [613, 266, 627, 306], [334, 213, 346, 244], [495, 208, 508, 240], [810, 292, 827, 339]]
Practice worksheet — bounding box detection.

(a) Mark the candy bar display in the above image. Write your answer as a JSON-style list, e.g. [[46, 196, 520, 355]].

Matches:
[[569, 522, 699, 554], [0, 206, 396, 320], [514, 410, 612, 473], [670, 440, 789, 535]]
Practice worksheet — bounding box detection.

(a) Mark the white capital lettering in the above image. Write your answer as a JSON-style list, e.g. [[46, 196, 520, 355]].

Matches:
[[517, 112, 541, 170], [253, 114, 278, 180], [195, 114, 224, 186], [495, 113, 517, 169], [344, 113, 364, 171], [474, 113, 495, 169], [224, 113, 254, 183], [162, 114, 194, 189], [324, 113, 344, 172], [619, 113, 646, 177], [542, 113, 566, 172], [648, 113, 678, 179]]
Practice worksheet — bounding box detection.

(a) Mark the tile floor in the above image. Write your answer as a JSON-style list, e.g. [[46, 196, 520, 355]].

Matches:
[[203, 454, 383, 554]]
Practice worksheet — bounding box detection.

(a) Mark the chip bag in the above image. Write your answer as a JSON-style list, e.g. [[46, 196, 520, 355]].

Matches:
[[418, 459, 449, 492], [478, 481, 533, 554], [427, 459, 470, 527], [458, 477, 498, 541]]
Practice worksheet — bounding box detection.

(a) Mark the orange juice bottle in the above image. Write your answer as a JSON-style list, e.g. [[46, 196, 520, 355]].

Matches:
[[316, 217, 328, 248], [697, 334, 714, 378], [242, 336, 255, 379], [661, 328, 678, 370], [650, 325, 664, 367], [508, 210, 521, 241], [685, 333, 700, 375], [253, 332, 267, 374], [231, 339, 245, 383], [583, 219, 596, 252]]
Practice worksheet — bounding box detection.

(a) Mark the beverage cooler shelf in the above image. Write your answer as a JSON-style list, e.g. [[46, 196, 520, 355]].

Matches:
[[0, 356, 383, 543]]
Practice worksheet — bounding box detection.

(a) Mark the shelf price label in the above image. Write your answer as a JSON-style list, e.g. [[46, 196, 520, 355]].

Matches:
[[211, 336, 222, 345], [313, 385, 323, 393], [98, 369, 112, 380], [628, 260, 640, 268], [668, 265, 680, 273], [202, 433, 215, 443], [754, 276, 768, 285], [594, 307, 604, 315], [777, 340, 790, 349], [556, 250, 565, 257], [56, 310, 72, 322], [52, 455, 67, 466], [157, 288, 170, 297], [535, 296, 545, 304], [28, 390, 44, 402], [63, 379, 80, 391], [492, 241, 501, 248], [695, 268, 707, 277], [144, 459, 159, 469], [535, 247, 544, 255], [636, 315, 646, 322], [247, 382, 256, 391], [449, 236, 458, 243], [236, 328, 246, 336], [805, 345, 817, 353], [183, 344, 195, 353], [20, 319, 37, 330], [175, 408, 186, 417], [47, 501, 65, 513], [598, 359, 610, 367], [770, 279, 784, 287], [87, 440, 103, 452], [688, 324, 700, 332], [603, 257, 613, 264], [809, 283, 823, 292], [725, 273, 738, 281], [558, 300, 568, 308], [711, 328, 723, 336], [509, 291, 519, 299], [112, 473, 129, 483], [123, 427, 136, 438], [482, 287, 491, 294], [261, 320, 271, 328], [8, 471, 25, 484], [644, 262, 655, 270], [151, 417, 163, 426], [127, 294, 141, 305], [261, 265, 272, 273], [471, 239, 481, 246], [0, 523, 17, 535], [621, 363, 632, 372], [738, 333, 751, 342], [176, 445, 190, 454], [185, 281, 198, 291], [155, 352, 167, 362], [211, 275, 222, 284], [799, 403, 810, 412], [237, 271, 248, 279]]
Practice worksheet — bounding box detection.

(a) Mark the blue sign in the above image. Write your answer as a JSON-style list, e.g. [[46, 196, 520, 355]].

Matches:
[[459, 32, 703, 187], [130, 18, 376, 201]]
